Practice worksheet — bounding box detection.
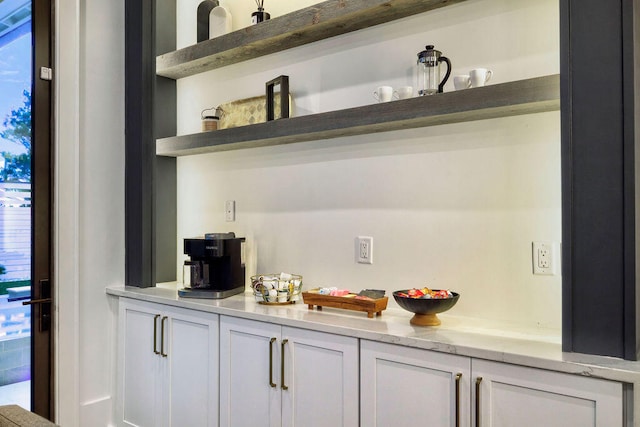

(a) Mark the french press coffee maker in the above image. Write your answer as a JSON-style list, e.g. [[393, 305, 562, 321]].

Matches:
[[417, 45, 452, 95]]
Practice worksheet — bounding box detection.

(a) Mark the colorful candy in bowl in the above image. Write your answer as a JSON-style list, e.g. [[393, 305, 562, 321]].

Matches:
[[393, 288, 459, 326]]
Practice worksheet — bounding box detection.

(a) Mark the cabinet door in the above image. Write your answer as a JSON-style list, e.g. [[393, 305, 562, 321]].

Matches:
[[117, 299, 163, 427], [220, 316, 282, 427], [361, 340, 472, 427], [281, 327, 358, 427], [472, 359, 623, 427], [164, 306, 219, 427]]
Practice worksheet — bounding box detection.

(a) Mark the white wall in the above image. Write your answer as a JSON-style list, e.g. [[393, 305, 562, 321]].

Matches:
[[175, 0, 562, 331], [56, 0, 125, 425]]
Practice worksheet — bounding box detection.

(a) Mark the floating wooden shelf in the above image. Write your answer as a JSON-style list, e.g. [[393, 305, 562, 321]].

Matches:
[[156, 0, 468, 79], [156, 74, 560, 157]]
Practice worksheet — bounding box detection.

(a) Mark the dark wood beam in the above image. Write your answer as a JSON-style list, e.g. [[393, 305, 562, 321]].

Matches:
[[156, 0, 468, 79], [157, 75, 559, 157]]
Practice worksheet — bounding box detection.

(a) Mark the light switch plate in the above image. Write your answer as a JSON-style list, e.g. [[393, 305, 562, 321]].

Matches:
[[225, 200, 235, 222]]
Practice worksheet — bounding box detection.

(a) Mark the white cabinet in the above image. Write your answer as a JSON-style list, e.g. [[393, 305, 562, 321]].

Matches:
[[219, 316, 280, 427], [360, 340, 623, 427], [473, 359, 623, 427], [116, 299, 219, 427], [113, 294, 626, 427], [219, 315, 359, 427], [361, 340, 472, 427]]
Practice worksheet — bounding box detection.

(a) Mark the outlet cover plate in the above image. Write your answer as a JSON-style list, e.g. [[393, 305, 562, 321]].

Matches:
[[357, 236, 373, 264], [532, 241, 559, 275]]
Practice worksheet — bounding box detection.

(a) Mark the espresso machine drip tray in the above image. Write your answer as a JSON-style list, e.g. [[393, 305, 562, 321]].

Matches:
[[178, 286, 245, 299]]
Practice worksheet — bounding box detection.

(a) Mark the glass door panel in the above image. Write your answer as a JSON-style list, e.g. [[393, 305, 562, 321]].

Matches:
[[0, 0, 33, 412]]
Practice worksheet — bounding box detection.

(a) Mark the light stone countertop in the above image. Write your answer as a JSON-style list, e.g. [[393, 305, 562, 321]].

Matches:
[[106, 283, 640, 385]]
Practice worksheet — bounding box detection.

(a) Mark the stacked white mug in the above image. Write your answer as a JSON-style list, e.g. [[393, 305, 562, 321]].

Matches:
[[373, 86, 393, 102], [453, 75, 471, 90], [374, 85, 414, 102], [393, 86, 413, 100], [469, 68, 492, 87], [453, 68, 493, 90]]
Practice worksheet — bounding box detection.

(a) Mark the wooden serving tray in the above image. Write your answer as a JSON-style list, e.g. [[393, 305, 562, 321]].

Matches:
[[302, 291, 388, 318]]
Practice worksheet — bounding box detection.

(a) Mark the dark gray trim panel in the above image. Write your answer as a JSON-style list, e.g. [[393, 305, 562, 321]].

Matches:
[[561, 0, 638, 359], [634, 0, 640, 360], [125, 0, 156, 287], [622, 0, 638, 361], [155, 0, 177, 282]]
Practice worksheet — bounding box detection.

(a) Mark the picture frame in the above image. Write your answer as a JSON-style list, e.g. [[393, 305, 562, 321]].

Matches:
[[266, 75, 290, 121]]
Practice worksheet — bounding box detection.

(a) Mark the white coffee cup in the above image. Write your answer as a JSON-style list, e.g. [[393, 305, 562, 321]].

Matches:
[[393, 86, 413, 100], [373, 86, 393, 102], [469, 68, 493, 87], [453, 75, 471, 91]]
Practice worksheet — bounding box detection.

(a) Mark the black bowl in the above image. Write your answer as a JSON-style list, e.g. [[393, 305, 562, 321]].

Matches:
[[393, 290, 460, 326]]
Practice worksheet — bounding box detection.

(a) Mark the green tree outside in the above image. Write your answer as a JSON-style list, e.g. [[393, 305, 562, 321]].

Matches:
[[0, 90, 31, 182]]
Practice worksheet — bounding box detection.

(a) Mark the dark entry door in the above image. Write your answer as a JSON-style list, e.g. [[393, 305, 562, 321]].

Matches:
[[28, 0, 54, 419], [0, 0, 53, 420]]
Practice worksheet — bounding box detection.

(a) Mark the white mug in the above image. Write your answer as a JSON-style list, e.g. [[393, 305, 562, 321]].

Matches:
[[373, 86, 393, 102], [393, 86, 413, 100], [453, 75, 471, 91], [469, 68, 493, 87]]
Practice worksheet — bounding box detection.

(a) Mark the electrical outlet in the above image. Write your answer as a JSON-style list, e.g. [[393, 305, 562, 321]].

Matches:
[[357, 236, 373, 264], [532, 241, 558, 275], [225, 200, 235, 222]]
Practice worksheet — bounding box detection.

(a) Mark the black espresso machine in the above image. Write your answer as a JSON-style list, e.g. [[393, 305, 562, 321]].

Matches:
[[178, 232, 246, 299]]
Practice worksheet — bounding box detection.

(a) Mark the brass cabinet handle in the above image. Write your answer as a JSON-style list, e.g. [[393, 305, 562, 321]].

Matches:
[[153, 314, 161, 355], [281, 339, 289, 390], [160, 316, 168, 357], [475, 377, 483, 427], [455, 373, 462, 427], [269, 338, 277, 388]]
